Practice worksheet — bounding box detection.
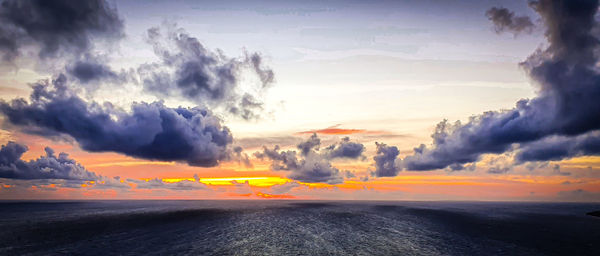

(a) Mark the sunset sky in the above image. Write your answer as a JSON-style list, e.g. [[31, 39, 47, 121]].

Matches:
[[0, 0, 599, 201]]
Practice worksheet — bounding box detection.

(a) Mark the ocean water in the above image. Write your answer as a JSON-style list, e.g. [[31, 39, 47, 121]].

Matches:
[[0, 201, 598, 255]]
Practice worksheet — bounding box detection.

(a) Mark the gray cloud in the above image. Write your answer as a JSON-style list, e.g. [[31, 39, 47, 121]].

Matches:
[[138, 24, 275, 120], [0, 142, 98, 180], [65, 55, 132, 86], [232, 146, 252, 168], [129, 178, 208, 191], [324, 137, 366, 159], [373, 142, 400, 177], [255, 135, 364, 184], [267, 181, 301, 194], [0, 0, 123, 63], [297, 133, 320, 156], [0, 74, 233, 167], [486, 7, 535, 35], [516, 131, 600, 163]]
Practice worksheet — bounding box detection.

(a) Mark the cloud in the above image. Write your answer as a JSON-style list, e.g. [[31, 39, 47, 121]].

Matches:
[[65, 55, 132, 86], [0, 0, 123, 63], [0, 74, 233, 167], [232, 146, 253, 168], [324, 137, 365, 159], [234, 135, 303, 149], [0, 141, 98, 180], [385, 0, 600, 173], [297, 125, 366, 135], [516, 131, 600, 163], [129, 178, 208, 191], [297, 133, 320, 156], [138, 24, 274, 120], [373, 142, 400, 177], [266, 181, 300, 194], [255, 134, 364, 184], [485, 7, 535, 35]]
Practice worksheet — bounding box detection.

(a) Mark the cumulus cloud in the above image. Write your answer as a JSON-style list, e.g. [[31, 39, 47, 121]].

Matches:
[[138, 24, 275, 120], [0, 0, 123, 63], [383, 0, 600, 174], [373, 142, 400, 177], [486, 7, 535, 35], [0, 74, 234, 167], [324, 137, 366, 159], [255, 134, 364, 184], [0, 141, 97, 180], [516, 131, 600, 163], [297, 133, 320, 156]]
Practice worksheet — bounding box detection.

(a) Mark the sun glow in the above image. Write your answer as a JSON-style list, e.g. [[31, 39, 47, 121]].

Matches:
[[144, 176, 292, 187]]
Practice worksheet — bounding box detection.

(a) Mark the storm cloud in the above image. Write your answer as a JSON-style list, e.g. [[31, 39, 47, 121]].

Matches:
[[0, 0, 123, 63], [390, 0, 600, 173], [0, 74, 234, 167], [255, 135, 365, 184], [0, 142, 98, 180], [486, 7, 535, 35]]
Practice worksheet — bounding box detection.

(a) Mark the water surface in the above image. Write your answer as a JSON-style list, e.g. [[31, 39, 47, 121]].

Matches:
[[0, 200, 598, 255]]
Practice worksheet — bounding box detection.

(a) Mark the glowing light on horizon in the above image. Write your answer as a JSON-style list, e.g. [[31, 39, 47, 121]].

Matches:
[[142, 176, 292, 187]]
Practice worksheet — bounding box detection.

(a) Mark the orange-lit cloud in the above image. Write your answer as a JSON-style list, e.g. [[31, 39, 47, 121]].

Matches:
[[297, 124, 368, 135]]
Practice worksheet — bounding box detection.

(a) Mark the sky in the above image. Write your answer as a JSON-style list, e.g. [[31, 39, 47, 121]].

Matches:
[[0, 0, 599, 201]]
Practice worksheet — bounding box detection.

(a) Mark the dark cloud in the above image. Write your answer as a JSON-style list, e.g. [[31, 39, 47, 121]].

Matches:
[[373, 142, 400, 177], [516, 132, 600, 163], [485, 7, 535, 35], [66, 56, 130, 86], [0, 74, 233, 167], [389, 0, 600, 173], [138, 24, 274, 120], [69, 60, 117, 83], [255, 135, 364, 184], [0, 0, 123, 63], [324, 137, 365, 159], [0, 142, 98, 180], [297, 133, 320, 156]]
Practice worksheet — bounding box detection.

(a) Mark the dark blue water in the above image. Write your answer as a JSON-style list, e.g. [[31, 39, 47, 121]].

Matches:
[[0, 200, 598, 255]]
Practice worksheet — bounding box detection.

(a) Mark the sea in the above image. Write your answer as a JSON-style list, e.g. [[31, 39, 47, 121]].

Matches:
[[0, 200, 598, 255]]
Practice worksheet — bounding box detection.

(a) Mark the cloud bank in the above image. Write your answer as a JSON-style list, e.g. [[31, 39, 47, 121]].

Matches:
[[255, 134, 365, 184], [0, 75, 233, 167], [0, 142, 97, 180], [381, 0, 600, 174]]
